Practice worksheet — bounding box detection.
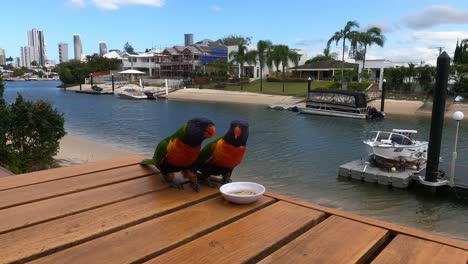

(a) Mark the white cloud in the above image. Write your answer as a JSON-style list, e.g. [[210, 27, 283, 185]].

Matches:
[[68, 0, 165, 10], [68, 0, 86, 8], [402, 5, 468, 29], [211, 5, 221, 12], [408, 31, 468, 42]]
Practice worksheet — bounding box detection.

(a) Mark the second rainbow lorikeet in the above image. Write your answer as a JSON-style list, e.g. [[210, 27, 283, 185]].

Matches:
[[141, 117, 216, 192], [195, 120, 249, 186]]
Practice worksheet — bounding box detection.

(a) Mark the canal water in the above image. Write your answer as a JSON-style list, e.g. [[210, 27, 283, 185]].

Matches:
[[4, 81, 468, 240]]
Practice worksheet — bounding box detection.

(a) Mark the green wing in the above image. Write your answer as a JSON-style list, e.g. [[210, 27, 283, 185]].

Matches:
[[195, 139, 218, 168], [154, 138, 169, 169]]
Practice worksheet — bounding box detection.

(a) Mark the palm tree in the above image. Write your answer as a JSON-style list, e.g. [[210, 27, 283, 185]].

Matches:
[[229, 44, 256, 90], [358, 27, 385, 79], [256, 40, 272, 92], [327, 20, 360, 88], [268, 45, 300, 92]]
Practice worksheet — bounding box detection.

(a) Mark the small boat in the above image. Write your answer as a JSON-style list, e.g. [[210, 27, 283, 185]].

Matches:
[[364, 129, 428, 163], [298, 89, 384, 119], [115, 84, 147, 100]]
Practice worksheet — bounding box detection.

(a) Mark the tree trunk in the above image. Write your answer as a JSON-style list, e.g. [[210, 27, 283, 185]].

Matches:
[[341, 38, 345, 89], [361, 45, 367, 83], [260, 66, 263, 92], [282, 66, 285, 93], [240, 64, 244, 91]]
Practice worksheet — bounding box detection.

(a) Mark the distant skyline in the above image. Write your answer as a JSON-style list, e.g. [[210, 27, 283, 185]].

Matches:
[[1, 0, 468, 64]]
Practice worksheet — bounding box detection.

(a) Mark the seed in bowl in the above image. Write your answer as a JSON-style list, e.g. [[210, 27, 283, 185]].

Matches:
[[228, 190, 257, 196]]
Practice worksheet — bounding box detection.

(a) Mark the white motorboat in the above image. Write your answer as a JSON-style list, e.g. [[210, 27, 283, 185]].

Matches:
[[115, 84, 147, 100], [364, 129, 428, 163]]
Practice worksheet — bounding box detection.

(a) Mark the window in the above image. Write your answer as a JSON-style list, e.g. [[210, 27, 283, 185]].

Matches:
[[376, 132, 391, 142], [390, 134, 412, 145]]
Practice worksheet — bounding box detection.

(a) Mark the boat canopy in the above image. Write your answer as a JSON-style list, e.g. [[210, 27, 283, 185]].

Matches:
[[307, 89, 367, 108]]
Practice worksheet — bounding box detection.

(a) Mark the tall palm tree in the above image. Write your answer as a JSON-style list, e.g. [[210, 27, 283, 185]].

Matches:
[[268, 45, 300, 92], [327, 20, 360, 88], [256, 40, 272, 92], [358, 27, 385, 78], [229, 44, 256, 90]]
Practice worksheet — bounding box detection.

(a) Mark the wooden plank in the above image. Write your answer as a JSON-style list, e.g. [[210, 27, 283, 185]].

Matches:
[[0, 155, 144, 191], [265, 192, 468, 251], [372, 234, 468, 264], [0, 187, 219, 264], [146, 201, 326, 264], [0, 176, 166, 234], [258, 215, 390, 264], [30, 196, 274, 264], [0, 164, 154, 209]]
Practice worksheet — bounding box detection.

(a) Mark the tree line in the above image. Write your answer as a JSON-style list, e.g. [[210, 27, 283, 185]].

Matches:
[[56, 54, 120, 85]]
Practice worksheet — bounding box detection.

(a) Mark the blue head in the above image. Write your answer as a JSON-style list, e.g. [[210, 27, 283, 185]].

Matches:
[[184, 117, 216, 147], [224, 120, 249, 147]]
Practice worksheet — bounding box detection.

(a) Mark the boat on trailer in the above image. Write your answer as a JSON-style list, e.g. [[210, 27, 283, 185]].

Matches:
[[364, 129, 428, 165], [298, 89, 384, 119]]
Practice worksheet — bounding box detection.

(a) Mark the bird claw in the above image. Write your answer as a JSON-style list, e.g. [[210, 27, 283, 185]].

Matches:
[[190, 181, 200, 192]]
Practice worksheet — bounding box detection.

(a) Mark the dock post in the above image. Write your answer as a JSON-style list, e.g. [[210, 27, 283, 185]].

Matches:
[[425, 52, 450, 183], [380, 79, 387, 113], [90, 74, 94, 87], [111, 74, 114, 92], [79, 83, 82, 91], [307, 77, 311, 94], [165, 79, 168, 95]]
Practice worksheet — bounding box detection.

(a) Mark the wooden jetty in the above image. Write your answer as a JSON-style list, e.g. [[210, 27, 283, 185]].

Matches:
[[75, 90, 114, 95], [0, 155, 467, 263]]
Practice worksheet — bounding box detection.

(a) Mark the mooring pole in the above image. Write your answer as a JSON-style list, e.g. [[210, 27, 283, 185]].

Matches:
[[90, 74, 94, 87], [380, 79, 387, 113], [425, 52, 450, 182], [111, 74, 115, 92], [79, 83, 82, 91], [307, 77, 311, 94]]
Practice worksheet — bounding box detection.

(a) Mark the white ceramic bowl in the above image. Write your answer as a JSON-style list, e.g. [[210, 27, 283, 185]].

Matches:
[[219, 182, 265, 204]]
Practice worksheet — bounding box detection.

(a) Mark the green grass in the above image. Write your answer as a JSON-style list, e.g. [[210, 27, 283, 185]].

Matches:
[[200, 80, 336, 96]]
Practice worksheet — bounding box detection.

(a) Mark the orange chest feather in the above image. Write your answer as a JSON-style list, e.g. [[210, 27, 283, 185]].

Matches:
[[166, 139, 201, 166], [210, 139, 247, 168]]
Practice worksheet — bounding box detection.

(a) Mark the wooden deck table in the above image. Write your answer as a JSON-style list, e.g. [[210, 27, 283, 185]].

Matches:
[[0, 155, 467, 263]]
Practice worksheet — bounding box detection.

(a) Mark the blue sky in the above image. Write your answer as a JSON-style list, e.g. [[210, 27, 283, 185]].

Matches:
[[1, 0, 468, 64]]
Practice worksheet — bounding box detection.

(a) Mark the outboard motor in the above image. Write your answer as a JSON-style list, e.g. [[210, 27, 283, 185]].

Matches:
[[367, 106, 385, 119]]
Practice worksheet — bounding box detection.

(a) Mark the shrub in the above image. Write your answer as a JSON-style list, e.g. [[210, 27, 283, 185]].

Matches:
[[347, 81, 373, 91], [0, 77, 66, 173]]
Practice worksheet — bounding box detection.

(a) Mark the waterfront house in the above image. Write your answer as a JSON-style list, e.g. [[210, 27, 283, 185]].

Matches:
[[160, 39, 228, 78], [291, 60, 358, 81]]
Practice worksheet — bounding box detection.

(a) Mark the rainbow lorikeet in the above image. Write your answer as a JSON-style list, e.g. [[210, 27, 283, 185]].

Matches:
[[195, 120, 249, 186], [141, 117, 216, 192]]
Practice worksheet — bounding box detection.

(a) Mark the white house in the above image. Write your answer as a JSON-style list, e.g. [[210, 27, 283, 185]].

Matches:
[[227, 45, 308, 79], [351, 59, 396, 89]]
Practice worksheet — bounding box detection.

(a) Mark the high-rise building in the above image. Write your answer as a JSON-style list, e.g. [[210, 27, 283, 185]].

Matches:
[[0, 49, 5, 65], [15, 57, 20, 68], [73, 34, 82, 60], [99, 41, 107, 56], [58, 42, 69, 63], [27, 28, 46, 66], [20, 46, 32, 68], [184, 34, 194, 46]]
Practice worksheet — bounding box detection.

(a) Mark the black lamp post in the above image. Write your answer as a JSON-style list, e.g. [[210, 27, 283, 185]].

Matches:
[[380, 79, 387, 113]]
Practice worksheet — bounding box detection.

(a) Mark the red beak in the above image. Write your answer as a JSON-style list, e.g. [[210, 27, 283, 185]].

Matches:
[[204, 126, 216, 138], [234, 126, 241, 140]]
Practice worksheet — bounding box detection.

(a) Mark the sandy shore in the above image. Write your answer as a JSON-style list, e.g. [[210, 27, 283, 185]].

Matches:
[[55, 135, 137, 167], [163, 88, 303, 105], [368, 99, 425, 116]]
